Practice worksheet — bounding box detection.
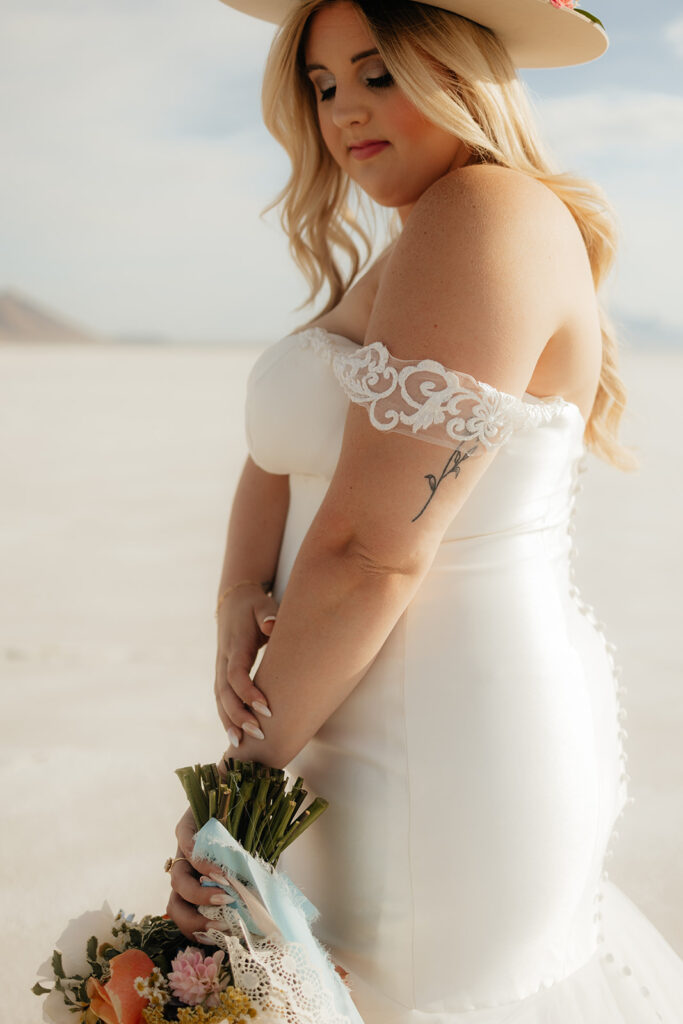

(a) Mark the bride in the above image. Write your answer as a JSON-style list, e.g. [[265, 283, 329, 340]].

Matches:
[[168, 0, 683, 1020]]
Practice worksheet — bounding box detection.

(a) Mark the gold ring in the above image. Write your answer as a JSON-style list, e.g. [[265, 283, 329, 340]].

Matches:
[[164, 856, 189, 873]]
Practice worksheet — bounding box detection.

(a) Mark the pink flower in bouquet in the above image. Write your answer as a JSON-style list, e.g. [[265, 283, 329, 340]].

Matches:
[[549, 0, 576, 7], [168, 947, 227, 1007], [86, 949, 154, 1024]]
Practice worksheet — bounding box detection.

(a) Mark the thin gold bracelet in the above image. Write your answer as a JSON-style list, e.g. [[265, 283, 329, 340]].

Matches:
[[214, 580, 267, 621]]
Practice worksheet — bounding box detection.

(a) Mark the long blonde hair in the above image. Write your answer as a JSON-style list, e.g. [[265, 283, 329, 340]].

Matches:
[[261, 0, 634, 469]]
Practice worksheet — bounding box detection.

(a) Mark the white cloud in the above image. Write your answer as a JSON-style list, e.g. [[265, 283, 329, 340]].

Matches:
[[664, 13, 683, 58], [534, 90, 683, 160]]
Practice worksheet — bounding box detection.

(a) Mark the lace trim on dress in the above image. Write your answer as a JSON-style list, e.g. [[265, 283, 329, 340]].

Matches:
[[296, 329, 567, 453]]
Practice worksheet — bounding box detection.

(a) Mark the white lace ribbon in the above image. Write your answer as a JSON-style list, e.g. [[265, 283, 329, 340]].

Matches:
[[198, 895, 354, 1024], [191, 818, 360, 1024]]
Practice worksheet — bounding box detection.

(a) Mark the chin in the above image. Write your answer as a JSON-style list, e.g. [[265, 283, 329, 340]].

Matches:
[[349, 176, 418, 209], [353, 170, 441, 210]]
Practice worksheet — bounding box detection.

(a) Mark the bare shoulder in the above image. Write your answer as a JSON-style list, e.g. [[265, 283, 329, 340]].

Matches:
[[405, 163, 580, 260], [366, 164, 591, 395]]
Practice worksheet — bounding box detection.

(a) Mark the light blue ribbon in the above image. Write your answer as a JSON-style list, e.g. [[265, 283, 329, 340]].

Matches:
[[194, 818, 363, 1023]]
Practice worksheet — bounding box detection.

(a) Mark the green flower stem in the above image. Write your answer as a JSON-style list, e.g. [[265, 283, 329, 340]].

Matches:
[[253, 807, 275, 854], [258, 785, 288, 858], [290, 786, 307, 818], [175, 760, 328, 865], [217, 785, 233, 828], [262, 798, 297, 861], [262, 796, 295, 859], [274, 797, 330, 861], [174, 767, 209, 829], [243, 776, 270, 851], [230, 778, 254, 839]]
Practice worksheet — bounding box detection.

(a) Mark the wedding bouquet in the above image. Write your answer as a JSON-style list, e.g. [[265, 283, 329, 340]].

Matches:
[[34, 759, 363, 1024], [33, 904, 255, 1024]]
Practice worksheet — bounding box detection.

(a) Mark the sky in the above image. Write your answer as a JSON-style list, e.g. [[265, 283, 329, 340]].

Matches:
[[1, 0, 682, 344]]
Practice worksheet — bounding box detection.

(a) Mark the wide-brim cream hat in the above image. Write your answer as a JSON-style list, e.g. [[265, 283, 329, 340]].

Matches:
[[217, 0, 607, 69]]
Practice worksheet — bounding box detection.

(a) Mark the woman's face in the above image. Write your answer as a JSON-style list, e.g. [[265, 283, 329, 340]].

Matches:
[[303, 1, 472, 220]]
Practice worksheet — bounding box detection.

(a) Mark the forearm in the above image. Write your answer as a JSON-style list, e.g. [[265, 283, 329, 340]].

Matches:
[[218, 456, 289, 598], [224, 528, 429, 768]]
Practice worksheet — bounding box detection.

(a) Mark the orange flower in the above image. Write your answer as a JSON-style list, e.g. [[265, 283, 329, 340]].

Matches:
[[86, 949, 154, 1024]]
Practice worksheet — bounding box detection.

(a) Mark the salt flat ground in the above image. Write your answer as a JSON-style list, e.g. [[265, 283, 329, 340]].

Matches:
[[1, 341, 681, 1023]]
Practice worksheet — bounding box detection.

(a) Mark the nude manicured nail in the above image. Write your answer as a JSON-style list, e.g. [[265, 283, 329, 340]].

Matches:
[[227, 727, 240, 747], [209, 871, 231, 886], [251, 700, 272, 717], [243, 722, 265, 740], [209, 893, 232, 906]]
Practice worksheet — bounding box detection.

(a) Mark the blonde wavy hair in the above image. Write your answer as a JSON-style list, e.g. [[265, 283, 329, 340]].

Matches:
[[261, 0, 634, 469]]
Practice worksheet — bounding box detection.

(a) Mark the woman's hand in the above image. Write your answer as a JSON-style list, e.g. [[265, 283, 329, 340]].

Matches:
[[169, 804, 352, 991], [169, 806, 352, 985], [166, 808, 229, 940], [215, 583, 278, 745]]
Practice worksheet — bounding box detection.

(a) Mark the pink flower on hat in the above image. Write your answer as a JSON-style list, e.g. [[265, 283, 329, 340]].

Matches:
[[549, 0, 576, 7]]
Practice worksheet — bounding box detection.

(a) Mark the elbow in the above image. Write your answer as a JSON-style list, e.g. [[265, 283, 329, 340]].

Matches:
[[308, 508, 430, 581], [346, 541, 422, 582], [329, 528, 431, 583]]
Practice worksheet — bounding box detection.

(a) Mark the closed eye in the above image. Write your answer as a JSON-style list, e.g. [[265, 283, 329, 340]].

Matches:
[[366, 72, 393, 90], [317, 71, 394, 103]]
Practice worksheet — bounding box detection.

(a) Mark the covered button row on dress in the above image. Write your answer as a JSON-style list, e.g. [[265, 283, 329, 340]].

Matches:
[[566, 454, 631, 813], [597, 952, 664, 1020], [569, 456, 665, 1021]]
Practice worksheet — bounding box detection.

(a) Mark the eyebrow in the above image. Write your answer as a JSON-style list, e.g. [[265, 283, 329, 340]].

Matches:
[[305, 48, 379, 72]]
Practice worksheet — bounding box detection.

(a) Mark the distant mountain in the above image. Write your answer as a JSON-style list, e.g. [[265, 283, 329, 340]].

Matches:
[[0, 289, 105, 343], [0, 288, 680, 350]]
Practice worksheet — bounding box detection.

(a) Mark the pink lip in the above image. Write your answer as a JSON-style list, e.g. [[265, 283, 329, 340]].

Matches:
[[348, 140, 389, 161]]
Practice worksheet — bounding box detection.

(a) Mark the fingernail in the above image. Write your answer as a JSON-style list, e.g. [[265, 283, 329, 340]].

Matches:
[[242, 722, 265, 740], [227, 727, 240, 747], [209, 871, 232, 886], [251, 700, 272, 717], [209, 893, 232, 906], [262, 615, 277, 624]]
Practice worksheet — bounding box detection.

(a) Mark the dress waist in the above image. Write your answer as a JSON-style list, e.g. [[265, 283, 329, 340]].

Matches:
[[274, 473, 573, 600]]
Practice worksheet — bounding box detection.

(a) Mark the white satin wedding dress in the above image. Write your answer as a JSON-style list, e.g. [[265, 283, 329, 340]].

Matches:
[[243, 326, 683, 1023]]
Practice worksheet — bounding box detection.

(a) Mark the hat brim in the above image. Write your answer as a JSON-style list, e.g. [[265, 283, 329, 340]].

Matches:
[[217, 0, 608, 69]]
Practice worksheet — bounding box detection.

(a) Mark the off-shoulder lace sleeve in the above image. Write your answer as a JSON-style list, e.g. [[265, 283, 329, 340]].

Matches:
[[332, 340, 566, 453]]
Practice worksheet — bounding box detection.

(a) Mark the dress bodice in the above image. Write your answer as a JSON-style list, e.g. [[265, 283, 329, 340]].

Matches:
[[245, 327, 586, 547]]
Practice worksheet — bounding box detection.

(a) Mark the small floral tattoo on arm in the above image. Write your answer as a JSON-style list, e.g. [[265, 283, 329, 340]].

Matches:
[[411, 442, 479, 522]]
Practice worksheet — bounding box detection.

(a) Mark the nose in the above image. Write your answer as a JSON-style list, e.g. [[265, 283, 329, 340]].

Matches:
[[331, 89, 370, 130]]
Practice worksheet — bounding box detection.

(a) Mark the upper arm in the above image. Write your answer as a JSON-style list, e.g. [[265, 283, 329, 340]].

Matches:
[[311, 167, 570, 572], [367, 165, 569, 383]]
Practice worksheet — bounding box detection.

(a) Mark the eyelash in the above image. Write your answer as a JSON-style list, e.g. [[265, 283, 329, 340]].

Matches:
[[318, 72, 394, 102]]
